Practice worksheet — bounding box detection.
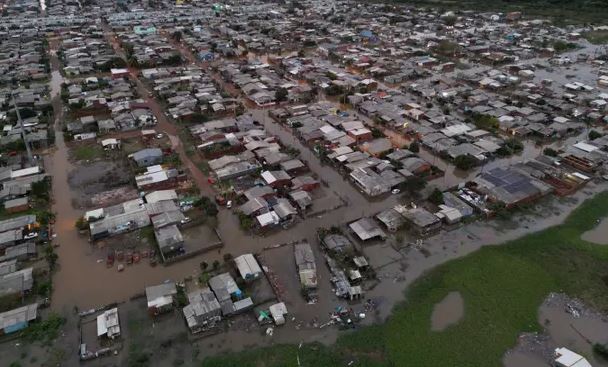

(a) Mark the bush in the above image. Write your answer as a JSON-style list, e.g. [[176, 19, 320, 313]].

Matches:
[[194, 196, 218, 217], [594, 343, 608, 360], [589, 130, 602, 141], [409, 141, 420, 153], [454, 154, 477, 170], [75, 217, 88, 231], [543, 147, 559, 157], [472, 114, 499, 131], [428, 188, 444, 205]]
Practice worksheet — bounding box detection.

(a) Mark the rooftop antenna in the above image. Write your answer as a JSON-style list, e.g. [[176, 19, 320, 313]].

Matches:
[[11, 91, 34, 165]]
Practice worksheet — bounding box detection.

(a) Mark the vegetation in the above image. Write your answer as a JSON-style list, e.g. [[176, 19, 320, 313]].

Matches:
[[194, 196, 219, 217], [496, 138, 524, 157], [397, 0, 608, 24], [22, 314, 65, 344], [583, 30, 608, 45], [409, 141, 420, 153], [454, 154, 477, 170], [589, 129, 602, 141], [594, 342, 608, 360], [275, 87, 288, 102], [428, 188, 444, 205], [471, 113, 499, 131], [552, 40, 578, 53], [203, 191, 608, 367], [543, 147, 559, 157], [72, 144, 104, 161]]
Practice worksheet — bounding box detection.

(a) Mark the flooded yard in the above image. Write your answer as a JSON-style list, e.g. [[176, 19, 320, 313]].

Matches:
[[581, 217, 608, 245], [431, 291, 464, 331]]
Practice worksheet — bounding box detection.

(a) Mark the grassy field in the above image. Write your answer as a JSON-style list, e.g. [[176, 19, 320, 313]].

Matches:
[[202, 191, 608, 367], [394, 0, 608, 25], [583, 30, 608, 45], [72, 144, 104, 161]]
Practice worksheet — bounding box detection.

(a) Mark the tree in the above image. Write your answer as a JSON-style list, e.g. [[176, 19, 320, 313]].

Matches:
[[171, 31, 182, 42], [428, 188, 444, 205], [543, 147, 558, 157], [212, 260, 220, 270], [472, 113, 499, 131], [194, 196, 218, 217], [409, 141, 420, 153], [401, 176, 426, 198], [589, 129, 602, 140], [223, 253, 233, 263], [275, 87, 288, 102], [454, 154, 477, 170], [200, 261, 208, 272]]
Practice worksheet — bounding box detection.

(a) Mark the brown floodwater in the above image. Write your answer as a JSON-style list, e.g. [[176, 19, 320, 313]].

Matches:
[[581, 217, 608, 245], [431, 291, 464, 331], [504, 293, 608, 367]]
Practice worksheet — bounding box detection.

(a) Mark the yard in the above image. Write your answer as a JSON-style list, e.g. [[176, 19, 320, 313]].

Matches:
[[202, 191, 608, 367]]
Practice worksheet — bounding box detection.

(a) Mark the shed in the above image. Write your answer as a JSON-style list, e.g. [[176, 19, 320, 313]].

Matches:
[[234, 254, 263, 281]]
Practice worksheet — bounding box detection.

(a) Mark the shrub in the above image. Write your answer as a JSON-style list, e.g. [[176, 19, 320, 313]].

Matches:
[[454, 154, 477, 170]]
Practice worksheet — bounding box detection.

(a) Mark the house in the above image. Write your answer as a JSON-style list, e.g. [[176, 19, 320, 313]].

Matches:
[[208, 272, 252, 316], [294, 242, 317, 292], [291, 176, 319, 192], [349, 217, 387, 241], [4, 197, 29, 214], [97, 308, 120, 339], [375, 208, 406, 232], [289, 190, 312, 210], [234, 254, 263, 281], [395, 206, 442, 235], [145, 282, 178, 316], [321, 234, 354, 253], [154, 225, 184, 259], [131, 148, 163, 167], [261, 170, 292, 188], [0, 267, 33, 297], [361, 138, 392, 157], [0, 303, 37, 335], [183, 288, 222, 333], [269, 302, 288, 325]]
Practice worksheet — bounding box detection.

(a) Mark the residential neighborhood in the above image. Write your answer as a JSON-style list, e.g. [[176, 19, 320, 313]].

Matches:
[[1, 0, 608, 366]]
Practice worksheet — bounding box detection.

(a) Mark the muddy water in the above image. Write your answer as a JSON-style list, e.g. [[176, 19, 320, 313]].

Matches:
[[539, 298, 608, 366], [581, 217, 608, 245], [503, 351, 547, 367], [431, 291, 464, 331], [504, 294, 608, 367]]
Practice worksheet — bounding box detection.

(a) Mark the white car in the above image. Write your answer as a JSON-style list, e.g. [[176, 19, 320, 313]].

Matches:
[[226, 200, 233, 209], [155, 133, 164, 139], [24, 232, 38, 240], [391, 189, 401, 195], [180, 217, 191, 224]]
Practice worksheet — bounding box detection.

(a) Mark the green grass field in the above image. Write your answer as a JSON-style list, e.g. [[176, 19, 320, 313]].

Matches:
[[202, 191, 608, 367], [72, 144, 104, 161], [396, 0, 608, 25]]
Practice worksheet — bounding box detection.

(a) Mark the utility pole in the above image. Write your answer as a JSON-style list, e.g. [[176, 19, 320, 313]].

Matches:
[[11, 91, 34, 165]]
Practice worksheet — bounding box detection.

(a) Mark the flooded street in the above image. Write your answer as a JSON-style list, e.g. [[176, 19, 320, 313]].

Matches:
[[581, 217, 608, 245], [431, 291, 464, 331], [44, 33, 608, 357]]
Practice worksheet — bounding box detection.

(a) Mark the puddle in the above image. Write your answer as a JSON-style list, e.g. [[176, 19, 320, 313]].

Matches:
[[431, 291, 464, 331], [581, 217, 608, 245], [503, 351, 547, 367]]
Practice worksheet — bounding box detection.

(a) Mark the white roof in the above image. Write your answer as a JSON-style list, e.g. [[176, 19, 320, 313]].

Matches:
[[554, 347, 592, 367], [145, 190, 177, 204], [256, 211, 280, 227], [97, 308, 120, 338], [573, 142, 599, 153], [260, 171, 276, 184], [441, 124, 472, 137], [234, 254, 262, 279], [84, 208, 104, 221], [11, 166, 40, 179]]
